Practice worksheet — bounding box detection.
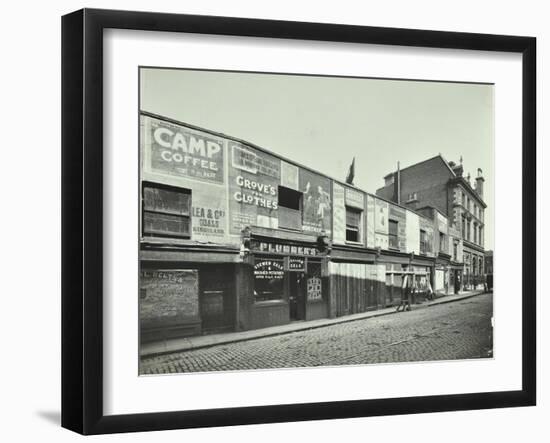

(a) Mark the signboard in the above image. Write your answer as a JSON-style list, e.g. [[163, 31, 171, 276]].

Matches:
[[307, 276, 322, 301], [189, 185, 229, 242], [345, 187, 364, 209], [406, 210, 420, 253], [148, 118, 224, 184], [300, 169, 332, 235], [288, 257, 305, 271], [253, 240, 318, 256], [229, 143, 280, 234], [366, 195, 375, 248], [375, 199, 389, 234], [139, 270, 199, 328], [231, 143, 280, 178], [332, 182, 346, 244], [254, 260, 285, 280], [281, 161, 299, 190]]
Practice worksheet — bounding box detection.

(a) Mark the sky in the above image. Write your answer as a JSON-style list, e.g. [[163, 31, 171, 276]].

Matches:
[[140, 68, 494, 249]]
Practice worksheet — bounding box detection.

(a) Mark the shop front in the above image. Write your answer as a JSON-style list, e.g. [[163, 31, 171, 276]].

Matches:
[[139, 247, 240, 342], [245, 238, 329, 330]]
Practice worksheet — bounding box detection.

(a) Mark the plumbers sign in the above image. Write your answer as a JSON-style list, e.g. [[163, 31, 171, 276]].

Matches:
[[149, 119, 224, 184]]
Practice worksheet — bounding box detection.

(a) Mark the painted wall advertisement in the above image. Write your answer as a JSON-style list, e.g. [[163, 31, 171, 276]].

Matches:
[[366, 195, 375, 248], [375, 199, 389, 234], [191, 199, 227, 241], [406, 210, 420, 253], [139, 270, 199, 328], [332, 182, 346, 244], [300, 169, 332, 235], [281, 161, 299, 190], [229, 142, 280, 234], [374, 198, 389, 249], [147, 117, 225, 184]]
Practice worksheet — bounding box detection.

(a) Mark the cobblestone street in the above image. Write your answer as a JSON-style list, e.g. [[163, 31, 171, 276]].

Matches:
[[140, 292, 493, 375]]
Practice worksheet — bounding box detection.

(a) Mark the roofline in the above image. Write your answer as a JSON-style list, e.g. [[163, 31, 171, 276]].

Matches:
[[380, 154, 457, 181], [141, 110, 446, 223]]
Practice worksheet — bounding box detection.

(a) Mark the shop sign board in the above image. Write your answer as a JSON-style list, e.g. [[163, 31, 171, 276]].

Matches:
[[253, 240, 318, 256], [345, 187, 364, 209], [281, 161, 299, 190], [307, 276, 322, 301], [300, 168, 332, 235], [148, 117, 224, 184], [288, 257, 305, 271], [228, 142, 280, 234]]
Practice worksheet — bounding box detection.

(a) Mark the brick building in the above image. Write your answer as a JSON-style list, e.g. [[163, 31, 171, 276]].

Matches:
[[376, 155, 487, 292]]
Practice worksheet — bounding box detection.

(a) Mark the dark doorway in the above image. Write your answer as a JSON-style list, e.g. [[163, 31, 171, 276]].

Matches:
[[200, 266, 235, 333], [289, 272, 306, 321]]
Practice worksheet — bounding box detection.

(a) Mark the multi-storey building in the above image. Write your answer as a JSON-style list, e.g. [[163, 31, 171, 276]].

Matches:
[[376, 155, 486, 292], [139, 112, 461, 342]]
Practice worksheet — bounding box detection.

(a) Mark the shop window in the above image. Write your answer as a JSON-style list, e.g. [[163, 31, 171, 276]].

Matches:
[[278, 186, 302, 230], [345, 206, 362, 242], [420, 229, 427, 254], [142, 183, 191, 238], [388, 220, 399, 249], [254, 258, 285, 302]]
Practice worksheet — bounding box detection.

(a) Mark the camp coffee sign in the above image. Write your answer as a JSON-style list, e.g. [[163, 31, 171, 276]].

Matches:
[[149, 119, 224, 184]]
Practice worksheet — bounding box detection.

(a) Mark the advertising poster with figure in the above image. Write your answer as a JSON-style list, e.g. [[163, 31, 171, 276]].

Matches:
[[300, 168, 332, 236]]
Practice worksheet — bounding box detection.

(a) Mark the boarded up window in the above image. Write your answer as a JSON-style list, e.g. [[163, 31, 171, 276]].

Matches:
[[143, 183, 191, 238], [278, 186, 302, 230], [345, 206, 362, 242]]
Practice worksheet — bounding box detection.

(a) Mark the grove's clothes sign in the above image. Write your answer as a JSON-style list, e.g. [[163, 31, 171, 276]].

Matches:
[[149, 118, 224, 184], [229, 142, 280, 234]]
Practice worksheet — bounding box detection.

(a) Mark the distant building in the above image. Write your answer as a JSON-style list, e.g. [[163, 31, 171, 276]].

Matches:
[[376, 155, 487, 292]]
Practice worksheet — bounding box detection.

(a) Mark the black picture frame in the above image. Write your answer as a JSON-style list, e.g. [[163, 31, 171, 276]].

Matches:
[[61, 8, 536, 435]]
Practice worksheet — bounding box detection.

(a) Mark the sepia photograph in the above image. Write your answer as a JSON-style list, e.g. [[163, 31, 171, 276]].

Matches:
[[138, 67, 494, 375]]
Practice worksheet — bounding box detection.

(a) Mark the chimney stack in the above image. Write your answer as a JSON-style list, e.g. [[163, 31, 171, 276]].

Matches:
[[475, 168, 484, 198]]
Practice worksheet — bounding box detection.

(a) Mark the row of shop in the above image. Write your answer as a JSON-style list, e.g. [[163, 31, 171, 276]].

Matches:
[[140, 235, 468, 343], [138, 111, 482, 343]]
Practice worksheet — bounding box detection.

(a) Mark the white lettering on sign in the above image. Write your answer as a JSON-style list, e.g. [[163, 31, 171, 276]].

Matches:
[[234, 175, 278, 209], [154, 127, 221, 158]]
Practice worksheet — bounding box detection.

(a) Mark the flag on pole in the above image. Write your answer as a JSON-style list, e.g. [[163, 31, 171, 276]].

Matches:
[[345, 157, 355, 184]]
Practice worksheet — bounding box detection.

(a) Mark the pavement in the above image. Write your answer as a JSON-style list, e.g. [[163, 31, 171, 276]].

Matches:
[[140, 289, 487, 358]]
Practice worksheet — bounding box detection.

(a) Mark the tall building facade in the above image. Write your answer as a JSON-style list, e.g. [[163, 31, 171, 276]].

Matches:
[[376, 155, 487, 292]]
